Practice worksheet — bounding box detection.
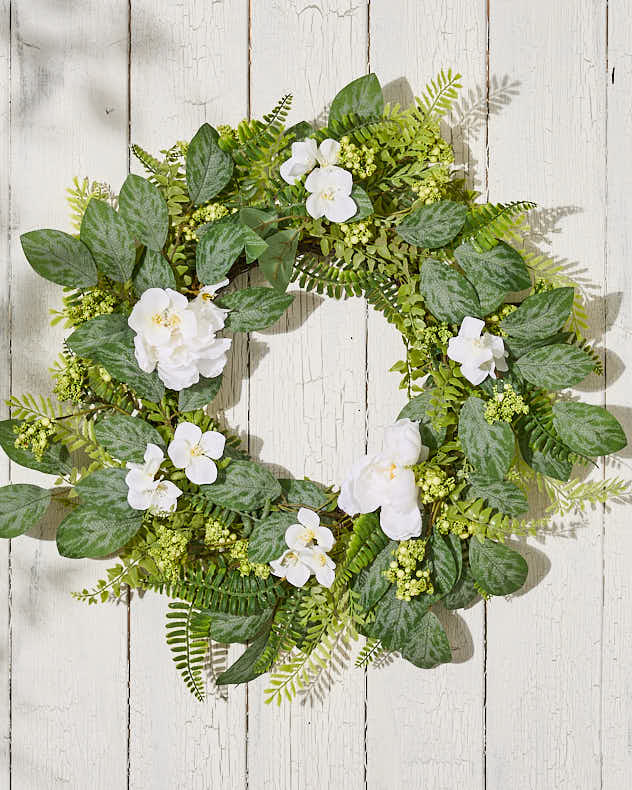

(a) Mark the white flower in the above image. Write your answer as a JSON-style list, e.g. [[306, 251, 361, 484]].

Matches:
[[125, 442, 182, 515], [269, 507, 336, 588], [447, 316, 508, 386], [128, 285, 232, 391], [284, 507, 335, 552], [279, 137, 340, 185], [167, 422, 225, 485], [304, 165, 357, 223], [338, 418, 429, 541], [269, 549, 314, 587]]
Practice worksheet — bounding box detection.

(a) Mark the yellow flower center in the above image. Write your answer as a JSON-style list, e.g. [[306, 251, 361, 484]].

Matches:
[[389, 463, 397, 480], [152, 309, 180, 329], [190, 443, 204, 457], [316, 552, 327, 567], [320, 188, 336, 201]]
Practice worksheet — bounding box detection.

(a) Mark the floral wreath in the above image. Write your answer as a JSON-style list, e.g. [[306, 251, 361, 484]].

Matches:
[[1, 71, 627, 704]]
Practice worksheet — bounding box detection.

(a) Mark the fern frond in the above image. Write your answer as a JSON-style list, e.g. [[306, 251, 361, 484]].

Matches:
[[541, 476, 630, 517], [166, 600, 210, 702], [416, 68, 463, 119], [461, 201, 536, 251]]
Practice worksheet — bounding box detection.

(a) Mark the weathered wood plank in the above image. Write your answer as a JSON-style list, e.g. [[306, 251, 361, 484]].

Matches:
[[8, 2, 129, 788], [0, 0, 10, 782], [127, 2, 250, 788], [366, 3, 487, 788], [246, 2, 368, 787], [602, 4, 632, 787], [486, 3, 606, 788]]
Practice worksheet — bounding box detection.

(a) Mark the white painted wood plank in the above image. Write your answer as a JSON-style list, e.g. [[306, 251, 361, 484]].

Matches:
[[602, 5, 632, 787], [9, 2, 129, 788], [246, 2, 369, 787], [486, 3, 606, 788], [0, 1, 10, 782], [366, 3, 487, 788], [128, 3, 250, 789]]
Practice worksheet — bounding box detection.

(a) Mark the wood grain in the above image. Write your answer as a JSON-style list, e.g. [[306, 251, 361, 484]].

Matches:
[[486, 3, 606, 788], [366, 3, 488, 788], [8, 2, 129, 788], [128, 3, 250, 789]]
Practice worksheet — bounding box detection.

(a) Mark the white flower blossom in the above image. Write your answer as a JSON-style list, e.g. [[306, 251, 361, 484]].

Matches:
[[125, 442, 182, 515], [269, 507, 336, 588], [279, 137, 340, 185], [338, 418, 429, 541], [167, 422, 225, 485], [128, 283, 231, 391], [304, 165, 357, 223], [447, 316, 508, 386]]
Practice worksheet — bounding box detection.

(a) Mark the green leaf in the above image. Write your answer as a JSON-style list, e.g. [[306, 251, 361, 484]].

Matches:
[[216, 627, 271, 685], [469, 538, 528, 596], [500, 287, 574, 341], [247, 511, 296, 563], [397, 390, 447, 452], [199, 459, 281, 512], [370, 588, 451, 668], [353, 541, 396, 611], [67, 314, 164, 402], [397, 200, 467, 249], [20, 229, 97, 289], [329, 73, 384, 123], [444, 562, 479, 610], [118, 173, 169, 251], [400, 610, 452, 669], [468, 476, 528, 516], [552, 402, 627, 457], [278, 479, 329, 509], [80, 199, 136, 282], [518, 432, 572, 482], [239, 207, 278, 238], [258, 229, 299, 292], [75, 467, 134, 517], [178, 374, 223, 412], [444, 532, 463, 583], [94, 415, 164, 463], [207, 609, 274, 644], [515, 344, 595, 390], [458, 396, 514, 480], [196, 215, 244, 285], [186, 123, 234, 205], [419, 258, 482, 323], [0, 420, 71, 476], [285, 120, 315, 141], [454, 240, 531, 314], [219, 287, 294, 332], [242, 226, 269, 262], [0, 484, 51, 539], [56, 504, 143, 559], [428, 531, 457, 595], [505, 331, 573, 360], [133, 248, 176, 294], [348, 186, 373, 223]]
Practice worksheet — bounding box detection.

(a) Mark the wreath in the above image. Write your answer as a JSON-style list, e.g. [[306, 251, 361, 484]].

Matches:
[[1, 71, 627, 704]]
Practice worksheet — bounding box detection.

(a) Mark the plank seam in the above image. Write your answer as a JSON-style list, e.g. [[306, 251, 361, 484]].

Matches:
[[7, 1, 13, 787], [126, 4, 132, 789]]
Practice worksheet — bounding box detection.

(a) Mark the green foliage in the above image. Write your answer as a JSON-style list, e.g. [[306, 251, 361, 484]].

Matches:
[[199, 459, 281, 512], [219, 287, 294, 332], [21, 229, 98, 289], [515, 343, 595, 390], [469, 537, 528, 596], [458, 396, 515, 480], [186, 123, 234, 205], [119, 173, 169, 251], [460, 201, 536, 251], [80, 199, 136, 282], [419, 257, 482, 323], [416, 68, 462, 118], [166, 600, 210, 702], [397, 200, 467, 249], [329, 74, 385, 124], [0, 484, 51, 539]]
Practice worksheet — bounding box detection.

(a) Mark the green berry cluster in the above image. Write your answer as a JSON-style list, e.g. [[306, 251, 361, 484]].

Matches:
[[228, 539, 271, 579], [486, 304, 518, 337], [13, 419, 55, 461], [339, 220, 372, 248], [533, 277, 555, 293], [416, 322, 454, 356], [414, 464, 456, 504], [204, 517, 236, 549], [53, 355, 88, 403], [384, 539, 434, 601], [338, 136, 377, 179], [412, 165, 452, 204], [484, 383, 529, 425], [147, 524, 189, 581], [182, 203, 231, 241], [66, 289, 117, 325], [435, 514, 471, 539]]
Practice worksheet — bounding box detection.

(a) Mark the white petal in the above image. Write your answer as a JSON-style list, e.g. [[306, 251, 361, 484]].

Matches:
[[297, 507, 320, 531], [144, 443, 164, 475], [379, 505, 422, 541], [325, 195, 357, 223], [173, 422, 202, 444], [157, 361, 200, 391], [196, 354, 229, 379], [186, 456, 218, 485], [304, 167, 325, 193], [460, 363, 490, 386], [325, 165, 353, 194], [338, 455, 382, 515], [314, 563, 335, 588], [383, 418, 422, 466], [382, 467, 419, 511], [125, 468, 153, 493], [167, 438, 192, 469], [280, 158, 301, 185], [315, 526, 335, 552], [127, 486, 154, 511], [446, 336, 471, 364], [285, 561, 312, 587], [459, 316, 485, 339], [199, 430, 225, 459], [285, 524, 310, 550], [316, 138, 340, 166], [495, 353, 509, 372], [133, 335, 158, 373], [305, 193, 325, 219]]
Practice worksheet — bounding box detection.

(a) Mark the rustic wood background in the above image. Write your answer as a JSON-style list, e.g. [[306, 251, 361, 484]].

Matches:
[[1, 1, 631, 788]]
